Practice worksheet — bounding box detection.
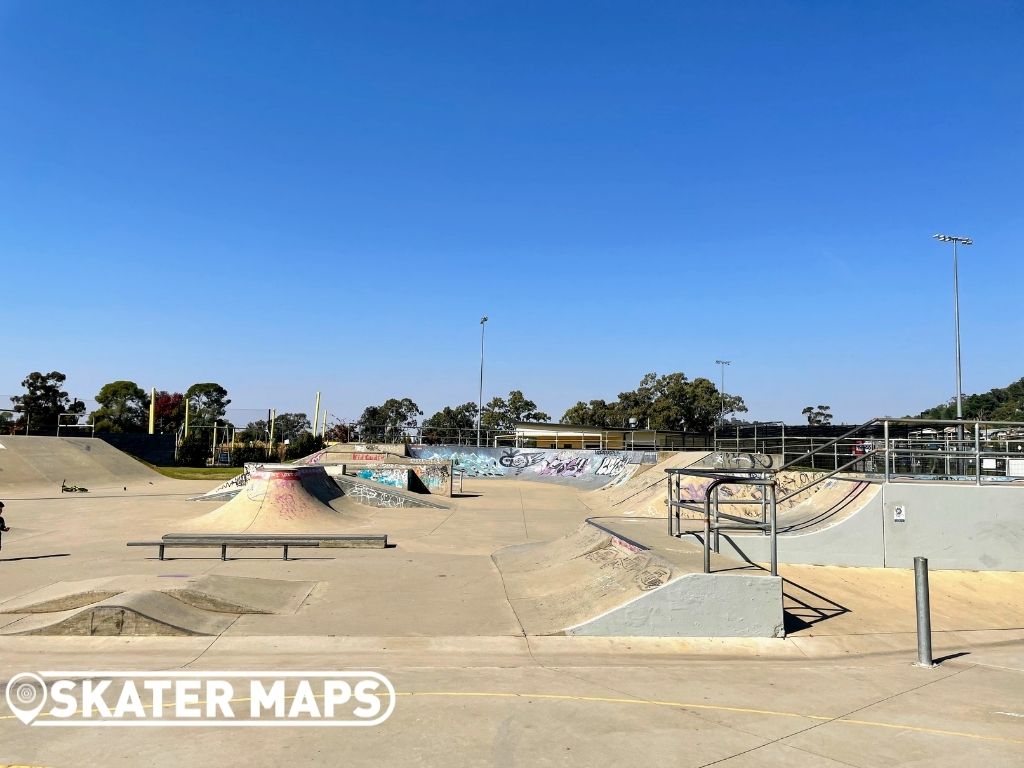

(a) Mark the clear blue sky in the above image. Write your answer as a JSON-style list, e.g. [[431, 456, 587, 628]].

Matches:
[[2, 1, 1021, 425]]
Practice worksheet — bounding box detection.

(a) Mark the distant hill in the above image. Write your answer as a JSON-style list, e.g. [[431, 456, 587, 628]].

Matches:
[[917, 377, 1024, 421]]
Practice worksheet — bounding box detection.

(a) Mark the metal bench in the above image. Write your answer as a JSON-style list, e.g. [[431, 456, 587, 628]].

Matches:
[[126, 539, 321, 561], [161, 533, 389, 549]]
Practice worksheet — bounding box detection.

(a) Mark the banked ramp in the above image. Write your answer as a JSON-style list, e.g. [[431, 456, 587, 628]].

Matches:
[[492, 522, 784, 638]]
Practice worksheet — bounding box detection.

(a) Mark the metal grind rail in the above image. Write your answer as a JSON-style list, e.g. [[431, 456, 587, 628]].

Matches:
[[667, 469, 778, 576]]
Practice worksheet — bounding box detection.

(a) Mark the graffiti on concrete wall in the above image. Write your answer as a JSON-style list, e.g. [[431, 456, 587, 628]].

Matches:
[[356, 467, 408, 489], [407, 446, 652, 488], [346, 482, 408, 508], [538, 453, 591, 478]]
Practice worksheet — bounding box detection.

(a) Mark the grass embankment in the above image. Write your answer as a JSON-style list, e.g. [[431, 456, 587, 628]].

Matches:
[[145, 465, 243, 480]]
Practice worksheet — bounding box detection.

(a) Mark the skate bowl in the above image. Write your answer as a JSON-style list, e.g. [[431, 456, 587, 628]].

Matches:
[[0, 435, 160, 491], [492, 522, 784, 638]]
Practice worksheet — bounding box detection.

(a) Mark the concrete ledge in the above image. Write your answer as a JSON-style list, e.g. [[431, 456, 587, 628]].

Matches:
[[565, 572, 785, 638]]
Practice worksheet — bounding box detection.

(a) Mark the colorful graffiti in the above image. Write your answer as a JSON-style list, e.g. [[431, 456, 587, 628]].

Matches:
[[408, 446, 650, 488], [356, 467, 407, 488]]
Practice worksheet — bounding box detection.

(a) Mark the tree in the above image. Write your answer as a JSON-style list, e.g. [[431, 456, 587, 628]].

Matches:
[[185, 383, 231, 426], [561, 399, 619, 427], [153, 392, 185, 434], [563, 372, 746, 435], [356, 398, 422, 443], [917, 377, 1024, 422], [92, 380, 149, 433], [480, 390, 550, 433], [802, 405, 833, 425], [422, 402, 478, 443], [10, 371, 85, 428], [323, 422, 352, 443]]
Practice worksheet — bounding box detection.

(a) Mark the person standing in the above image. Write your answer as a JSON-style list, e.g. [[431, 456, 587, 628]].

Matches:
[[0, 501, 10, 551]]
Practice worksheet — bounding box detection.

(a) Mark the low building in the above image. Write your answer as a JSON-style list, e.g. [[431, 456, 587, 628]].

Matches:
[[495, 421, 708, 451]]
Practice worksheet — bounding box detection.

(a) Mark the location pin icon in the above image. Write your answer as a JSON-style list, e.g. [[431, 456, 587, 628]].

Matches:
[[5, 673, 48, 725]]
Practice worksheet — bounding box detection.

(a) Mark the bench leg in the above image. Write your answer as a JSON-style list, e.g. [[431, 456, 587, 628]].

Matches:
[[282, 545, 289, 561], [158, 544, 165, 561], [221, 544, 228, 561]]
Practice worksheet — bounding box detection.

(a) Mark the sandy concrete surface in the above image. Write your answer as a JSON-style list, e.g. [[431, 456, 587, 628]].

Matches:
[[0, 475, 1021, 766]]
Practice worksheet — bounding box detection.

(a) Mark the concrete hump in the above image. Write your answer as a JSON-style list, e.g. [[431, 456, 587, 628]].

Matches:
[[2, 591, 237, 636], [0, 435, 160, 491], [0, 576, 164, 613], [168, 575, 315, 615]]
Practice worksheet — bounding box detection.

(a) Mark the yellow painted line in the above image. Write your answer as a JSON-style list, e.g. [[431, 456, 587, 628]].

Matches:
[[2, 688, 1021, 746]]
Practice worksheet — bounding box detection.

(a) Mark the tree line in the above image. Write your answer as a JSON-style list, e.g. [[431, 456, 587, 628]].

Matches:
[[3, 369, 754, 450]]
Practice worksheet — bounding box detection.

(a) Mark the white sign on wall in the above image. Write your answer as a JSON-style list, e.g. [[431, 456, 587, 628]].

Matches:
[[1008, 459, 1024, 478], [893, 505, 906, 523]]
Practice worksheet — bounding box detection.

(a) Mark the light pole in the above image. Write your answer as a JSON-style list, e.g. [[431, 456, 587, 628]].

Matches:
[[932, 234, 972, 424], [715, 360, 731, 426], [477, 316, 488, 447]]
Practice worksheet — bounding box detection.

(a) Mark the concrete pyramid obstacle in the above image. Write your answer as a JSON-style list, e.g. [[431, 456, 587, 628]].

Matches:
[[182, 464, 358, 533]]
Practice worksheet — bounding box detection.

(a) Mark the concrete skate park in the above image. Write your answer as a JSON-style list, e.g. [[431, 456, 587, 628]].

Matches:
[[0, 429, 1023, 767]]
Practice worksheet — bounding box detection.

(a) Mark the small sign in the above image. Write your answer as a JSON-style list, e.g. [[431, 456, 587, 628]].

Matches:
[[982, 458, 997, 470], [218, 452, 229, 464], [893, 505, 906, 523]]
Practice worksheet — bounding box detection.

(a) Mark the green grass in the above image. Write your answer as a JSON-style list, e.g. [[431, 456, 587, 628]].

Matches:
[[146, 465, 243, 480]]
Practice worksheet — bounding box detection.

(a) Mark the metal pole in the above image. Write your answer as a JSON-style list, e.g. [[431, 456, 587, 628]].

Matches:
[[769, 482, 778, 577], [712, 486, 720, 554], [703, 492, 711, 574], [667, 475, 674, 536], [914, 556, 935, 668], [884, 420, 890, 482], [148, 387, 156, 435], [268, 409, 276, 459], [715, 360, 731, 426], [477, 316, 488, 447], [975, 421, 981, 485], [313, 392, 321, 438], [953, 240, 963, 423]]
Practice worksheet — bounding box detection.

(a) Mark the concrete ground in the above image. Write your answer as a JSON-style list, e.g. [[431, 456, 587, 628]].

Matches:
[[0, 477, 1022, 767]]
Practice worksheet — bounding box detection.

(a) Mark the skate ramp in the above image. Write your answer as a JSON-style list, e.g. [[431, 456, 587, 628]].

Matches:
[[192, 463, 448, 509], [0, 574, 316, 636], [0, 436, 160, 490], [590, 451, 712, 510], [180, 464, 361, 533], [3, 592, 237, 636], [493, 522, 783, 637], [408, 446, 657, 490]]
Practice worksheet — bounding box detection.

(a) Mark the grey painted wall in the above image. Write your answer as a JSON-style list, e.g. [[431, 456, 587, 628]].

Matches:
[[709, 482, 1024, 571], [566, 572, 784, 638], [881, 483, 1024, 570]]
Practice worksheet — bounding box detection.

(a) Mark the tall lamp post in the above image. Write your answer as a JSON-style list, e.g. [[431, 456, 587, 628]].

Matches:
[[715, 360, 731, 426], [932, 234, 972, 425], [477, 316, 488, 447]]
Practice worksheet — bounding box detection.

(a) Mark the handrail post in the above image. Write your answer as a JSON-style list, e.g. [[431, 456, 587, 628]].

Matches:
[[883, 420, 890, 483], [703, 490, 712, 573], [712, 486, 721, 554], [667, 475, 674, 536], [975, 421, 981, 486], [769, 481, 778, 577]]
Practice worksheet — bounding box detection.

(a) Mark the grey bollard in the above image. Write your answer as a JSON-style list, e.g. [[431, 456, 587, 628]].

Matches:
[[914, 556, 936, 668]]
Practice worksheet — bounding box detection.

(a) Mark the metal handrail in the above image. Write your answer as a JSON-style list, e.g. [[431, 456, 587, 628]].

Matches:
[[667, 470, 778, 576], [776, 418, 881, 471]]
